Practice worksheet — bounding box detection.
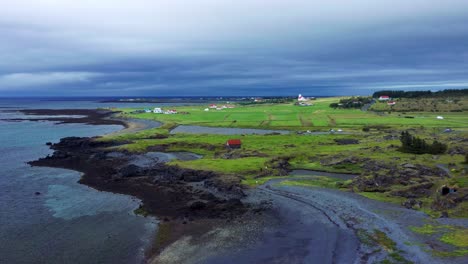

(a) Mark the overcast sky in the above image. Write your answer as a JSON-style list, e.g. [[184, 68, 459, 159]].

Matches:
[[1, 0, 468, 96]]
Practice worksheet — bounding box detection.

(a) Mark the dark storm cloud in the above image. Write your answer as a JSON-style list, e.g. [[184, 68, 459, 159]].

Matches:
[[1, 0, 468, 96]]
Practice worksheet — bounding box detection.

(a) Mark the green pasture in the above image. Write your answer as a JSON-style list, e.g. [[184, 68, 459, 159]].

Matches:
[[102, 96, 467, 223], [118, 97, 468, 130]]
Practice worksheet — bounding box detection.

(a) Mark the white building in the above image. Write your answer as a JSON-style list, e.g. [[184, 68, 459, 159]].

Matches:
[[153, 107, 163, 114]]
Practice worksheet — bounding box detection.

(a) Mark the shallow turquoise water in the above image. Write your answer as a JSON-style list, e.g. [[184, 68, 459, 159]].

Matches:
[[0, 100, 157, 264]]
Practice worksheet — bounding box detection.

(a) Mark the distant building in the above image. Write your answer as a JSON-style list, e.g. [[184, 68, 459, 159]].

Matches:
[[153, 107, 163, 114], [298, 94, 307, 101], [164, 109, 177, 114], [209, 104, 217, 109], [226, 139, 242, 149], [298, 94, 314, 103], [387, 101, 396, 106], [379, 96, 390, 101]]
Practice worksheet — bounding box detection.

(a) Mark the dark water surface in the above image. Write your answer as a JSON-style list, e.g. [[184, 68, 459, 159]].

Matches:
[[0, 99, 158, 264]]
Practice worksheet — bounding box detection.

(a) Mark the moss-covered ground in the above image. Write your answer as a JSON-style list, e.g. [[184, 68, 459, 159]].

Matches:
[[409, 224, 468, 257]]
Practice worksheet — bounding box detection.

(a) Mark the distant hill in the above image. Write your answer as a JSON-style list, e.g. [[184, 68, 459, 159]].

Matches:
[[372, 89, 468, 99]]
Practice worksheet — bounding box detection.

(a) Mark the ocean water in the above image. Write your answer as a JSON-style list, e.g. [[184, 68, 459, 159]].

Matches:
[[0, 99, 157, 264]]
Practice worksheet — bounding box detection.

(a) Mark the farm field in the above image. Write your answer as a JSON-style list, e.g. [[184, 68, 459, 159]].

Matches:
[[118, 97, 468, 130]]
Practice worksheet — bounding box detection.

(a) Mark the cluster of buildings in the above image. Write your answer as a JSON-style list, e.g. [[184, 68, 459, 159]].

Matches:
[[204, 104, 236, 111], [297, 94, 313, 106], [140, 108, 178, 114], [378, 95, 397, 106]]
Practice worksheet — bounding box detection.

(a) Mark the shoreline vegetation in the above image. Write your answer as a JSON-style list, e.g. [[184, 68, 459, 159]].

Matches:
[[19, 94, 468, 263]]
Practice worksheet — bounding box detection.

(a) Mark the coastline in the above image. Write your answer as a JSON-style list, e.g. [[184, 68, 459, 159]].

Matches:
[[18, 108, 467, 263], [21, 108, 253, 261], [15, 109, 128, 126]]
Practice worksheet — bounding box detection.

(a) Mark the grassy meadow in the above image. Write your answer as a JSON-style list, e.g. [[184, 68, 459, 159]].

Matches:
[[118, 97, 468, 130], [102, 97, 467, 222], [370, 96, 468, 113]]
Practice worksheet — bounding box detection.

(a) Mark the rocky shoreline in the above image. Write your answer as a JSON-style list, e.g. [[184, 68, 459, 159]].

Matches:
[[30, 136, 248, 218], [12, 109, 128, 126], [22, 109, 253, 259]]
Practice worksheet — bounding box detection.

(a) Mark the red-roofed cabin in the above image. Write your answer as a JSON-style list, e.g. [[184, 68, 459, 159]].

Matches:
[[378, 95, 390, 101], [226, 139, 242, 149]]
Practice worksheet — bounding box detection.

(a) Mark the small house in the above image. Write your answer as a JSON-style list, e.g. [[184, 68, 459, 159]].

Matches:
[[209, 104, 217, 109], [226, 139, 242, 149], [153, 108, 163, 114], [387, 101, 396, 106], [164, 109, 177, 114], [379, 95, 390, 101]]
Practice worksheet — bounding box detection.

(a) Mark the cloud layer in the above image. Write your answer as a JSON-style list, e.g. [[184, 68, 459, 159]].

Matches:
[[1, 0, 468, 96]]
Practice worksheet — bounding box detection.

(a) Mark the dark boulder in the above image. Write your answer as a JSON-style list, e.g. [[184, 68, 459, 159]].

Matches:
[[334, 139, 359, 145], [53, 150, 71, 159], [189, 201, 207, 210], [199, 192, 217, 201], [390, 182, 433, 198], [119, 164, 142, 177], [182, 170, 214, 182], [225, 198, 243, 208], [402, 198, 422, 209]]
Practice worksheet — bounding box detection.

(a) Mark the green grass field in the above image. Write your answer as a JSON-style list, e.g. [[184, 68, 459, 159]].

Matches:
[[118, 97, 468, 130], [102, 96, 468, 221]]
